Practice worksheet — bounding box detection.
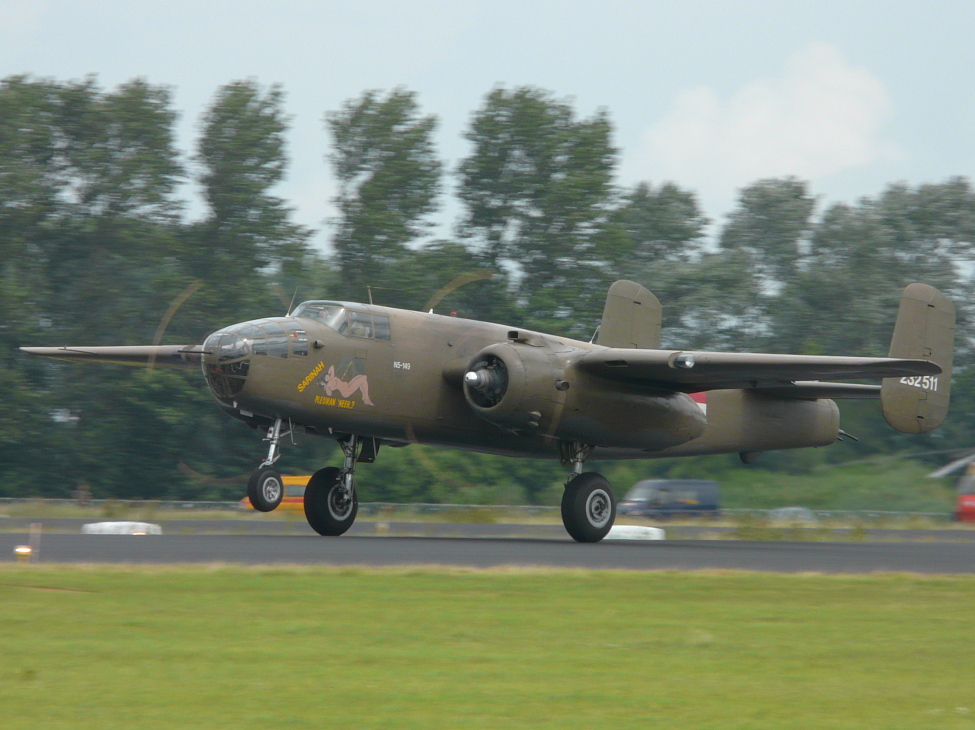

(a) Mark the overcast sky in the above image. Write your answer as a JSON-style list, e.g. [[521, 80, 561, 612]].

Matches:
[[3, 0, 973, 251]]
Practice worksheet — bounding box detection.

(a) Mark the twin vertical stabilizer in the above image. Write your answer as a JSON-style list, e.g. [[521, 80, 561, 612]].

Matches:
[[596, 280, 661, 350], [881, 283, 955, 434]]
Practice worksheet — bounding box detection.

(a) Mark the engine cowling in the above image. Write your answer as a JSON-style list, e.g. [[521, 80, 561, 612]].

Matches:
[[462, 342, 706, 450], [463, 343, 561, 432]]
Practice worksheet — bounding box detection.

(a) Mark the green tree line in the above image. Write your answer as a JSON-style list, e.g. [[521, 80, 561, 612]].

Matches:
[[3, 76, 974, 504]]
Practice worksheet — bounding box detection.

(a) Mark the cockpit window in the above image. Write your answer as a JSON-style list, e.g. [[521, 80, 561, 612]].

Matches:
[[261, 322, 288, 358], [348, 312, 392, 341], [214, 334, 251, 368], [292, 301, 349, 333], [332, 313, 349, 335], [373, 315, 391, 341], [348, 311, 372, 338], [289, 329, 308, 356], [236, 325, 267, 356]]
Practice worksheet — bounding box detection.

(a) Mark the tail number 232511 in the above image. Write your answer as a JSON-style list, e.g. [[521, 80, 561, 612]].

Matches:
[[900, 375, 939, 391]]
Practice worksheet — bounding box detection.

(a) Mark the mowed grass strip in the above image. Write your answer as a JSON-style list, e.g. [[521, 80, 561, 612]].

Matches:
[[1, 566, 974, 729]]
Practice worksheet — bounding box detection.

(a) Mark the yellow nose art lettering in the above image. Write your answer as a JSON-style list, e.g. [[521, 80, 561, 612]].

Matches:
[[297, 361, 325, 392]]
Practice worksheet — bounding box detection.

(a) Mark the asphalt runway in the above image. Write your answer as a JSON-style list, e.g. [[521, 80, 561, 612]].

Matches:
[[3, 531, 975, 574]]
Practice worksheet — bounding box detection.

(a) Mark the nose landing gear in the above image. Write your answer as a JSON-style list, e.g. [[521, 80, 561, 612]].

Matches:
[[247, 467, 285, 512], [246, 418, 292, 512]]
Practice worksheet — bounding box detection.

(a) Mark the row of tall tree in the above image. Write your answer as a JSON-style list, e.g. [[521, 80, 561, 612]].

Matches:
[[2, 75, 974, 503]]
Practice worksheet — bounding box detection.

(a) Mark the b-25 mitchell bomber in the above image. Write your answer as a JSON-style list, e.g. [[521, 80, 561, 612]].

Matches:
[[22, 281, 954, 542]]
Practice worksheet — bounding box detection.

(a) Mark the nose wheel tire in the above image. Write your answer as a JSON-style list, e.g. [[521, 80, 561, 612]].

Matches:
[[304, 466, 358, 536], [561, 472, 616, 543], [247, 467, 284, 512]]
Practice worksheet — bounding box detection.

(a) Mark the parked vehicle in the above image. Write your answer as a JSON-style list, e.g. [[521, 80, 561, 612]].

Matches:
[[617, 479, 720, 518]]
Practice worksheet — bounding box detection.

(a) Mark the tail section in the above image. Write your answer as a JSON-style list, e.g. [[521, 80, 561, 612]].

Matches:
[[881, 283, 955, 433], [596, 280, 661, 349]]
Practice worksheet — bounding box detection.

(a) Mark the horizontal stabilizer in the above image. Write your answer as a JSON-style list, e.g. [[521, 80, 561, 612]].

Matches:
[[881, 283, 954, 433], [20, 345, 202, 368]]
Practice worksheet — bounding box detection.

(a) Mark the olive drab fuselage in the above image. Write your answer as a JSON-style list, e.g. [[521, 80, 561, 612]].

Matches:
[[201, 301, 840, 460]]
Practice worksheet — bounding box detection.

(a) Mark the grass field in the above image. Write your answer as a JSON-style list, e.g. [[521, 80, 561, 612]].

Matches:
[[2, 566, 974, 729]]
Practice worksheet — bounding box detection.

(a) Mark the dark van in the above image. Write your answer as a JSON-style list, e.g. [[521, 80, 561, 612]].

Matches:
[[618, 479, 720, 518]]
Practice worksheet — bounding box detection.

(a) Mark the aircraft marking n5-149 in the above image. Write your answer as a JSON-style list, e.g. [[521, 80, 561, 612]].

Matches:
[[22, 281, 955, 542]]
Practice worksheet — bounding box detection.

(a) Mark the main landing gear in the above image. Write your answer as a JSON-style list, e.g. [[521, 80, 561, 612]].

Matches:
[[304, 436, 362, 536], [559, 441, 616, 543]]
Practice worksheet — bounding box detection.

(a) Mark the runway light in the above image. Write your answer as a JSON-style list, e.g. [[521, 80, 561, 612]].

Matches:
[[14, 545, 32, 563]]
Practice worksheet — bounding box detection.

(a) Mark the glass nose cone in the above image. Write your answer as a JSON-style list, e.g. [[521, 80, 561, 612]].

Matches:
[[202, 326, 254, 399]]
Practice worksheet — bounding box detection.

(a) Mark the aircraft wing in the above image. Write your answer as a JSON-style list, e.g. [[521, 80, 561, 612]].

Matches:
[[20, 345, 202, 368], [576, 349, 940, 393]]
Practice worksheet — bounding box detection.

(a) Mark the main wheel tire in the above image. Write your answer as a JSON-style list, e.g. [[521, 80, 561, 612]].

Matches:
[[304, 466, 358, 536], [561, 472, 616, 543], [247, 467, 284, 512]]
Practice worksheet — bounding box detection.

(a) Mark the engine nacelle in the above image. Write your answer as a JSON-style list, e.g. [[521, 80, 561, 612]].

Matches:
[[463, 343, 560, 432], [463, 342, 706, 450], [660, 390, 839, 457]]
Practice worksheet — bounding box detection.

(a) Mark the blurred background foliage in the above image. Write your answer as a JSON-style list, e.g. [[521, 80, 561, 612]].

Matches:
[[2, 76, 974, 506]]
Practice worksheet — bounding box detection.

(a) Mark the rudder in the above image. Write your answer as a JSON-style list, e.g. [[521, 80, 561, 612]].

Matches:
[[881, 283, 955, 433]]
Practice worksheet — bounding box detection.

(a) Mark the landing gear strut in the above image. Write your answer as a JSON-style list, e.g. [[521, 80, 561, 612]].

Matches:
[[558, 441, 616, 543], [247, 418, 292, 512], [304, 435, 361, 536]]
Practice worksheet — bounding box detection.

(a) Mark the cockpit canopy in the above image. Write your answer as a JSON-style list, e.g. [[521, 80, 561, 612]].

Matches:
[[292, 301, 391, 341], [292, 301, 348, 333]]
